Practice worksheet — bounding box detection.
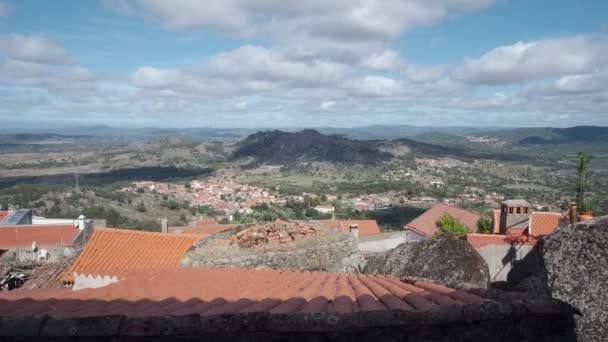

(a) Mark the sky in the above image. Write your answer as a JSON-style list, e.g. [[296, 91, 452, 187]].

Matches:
[[0, 0, 607, 128]]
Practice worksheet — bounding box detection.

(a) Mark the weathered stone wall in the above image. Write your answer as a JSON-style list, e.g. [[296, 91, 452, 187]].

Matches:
[[474, 243, 535, 282], [507, 216, 608, 341], [364, 233, 491, 288], [1, 247, 76, 263], [181, 222, 366, 273]]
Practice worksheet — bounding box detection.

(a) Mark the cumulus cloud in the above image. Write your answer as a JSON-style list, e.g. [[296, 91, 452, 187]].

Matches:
[[0, 34, 69, 64], [319, 100, 336, 110], [456, 35, 608, 85]]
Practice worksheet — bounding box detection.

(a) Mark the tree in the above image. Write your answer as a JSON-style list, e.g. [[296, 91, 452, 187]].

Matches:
[[476, 217, 492, 234], [135, 202, 146, 213], [435, 214, 469, 237], [575, 152, 593, 213]]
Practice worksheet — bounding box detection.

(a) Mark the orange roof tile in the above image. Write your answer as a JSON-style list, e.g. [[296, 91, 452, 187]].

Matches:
[[0, 267, 490, 318], [319, 220, 381, 237], [0, 225, 79, 249], [404, 203, 481, 238], [62, 228, 202, 283], [529, 212, 562, 237], [0, 211, 8, 223]]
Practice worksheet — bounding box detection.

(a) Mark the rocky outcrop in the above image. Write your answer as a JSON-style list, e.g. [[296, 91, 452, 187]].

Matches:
[[181, 221, 365, 273], [364, 233, 490, 288], [509, 216, 608, 341]]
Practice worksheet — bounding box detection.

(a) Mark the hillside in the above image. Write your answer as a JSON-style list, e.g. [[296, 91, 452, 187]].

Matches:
[[231, 129, 393, 164], [471, 126, 608, 145]]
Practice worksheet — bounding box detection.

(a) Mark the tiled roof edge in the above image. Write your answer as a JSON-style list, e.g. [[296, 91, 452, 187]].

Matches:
[[0, 299, 574, 337]]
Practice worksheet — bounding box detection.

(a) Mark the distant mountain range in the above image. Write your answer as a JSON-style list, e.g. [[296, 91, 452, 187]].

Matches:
[[0, 124, 499, 140], [231, 129, 528, 164], [471, 126, 608, 145]]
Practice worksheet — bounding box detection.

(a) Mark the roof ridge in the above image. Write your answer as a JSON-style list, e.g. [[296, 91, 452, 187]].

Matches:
[[95, 227, 203, 238], [530, 211, 562, 216], [435, 203, 482, 216]]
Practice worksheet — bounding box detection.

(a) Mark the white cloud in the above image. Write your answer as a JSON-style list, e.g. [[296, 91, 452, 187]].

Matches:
[[0, 59, 96, 92], [207, 45, 349, 87], [0, 34, 69, 64], [319, 100, 336, 110], [360, 50, 400, 71], [456, 35, 608, 85]]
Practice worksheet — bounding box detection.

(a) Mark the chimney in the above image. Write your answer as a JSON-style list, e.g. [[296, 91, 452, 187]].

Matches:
[[349, 224, 359, 239], [499, 199, 530, 234], [77, 215, 86, 231], [569, 202, 577, 224], [161, 218, 168, 233]]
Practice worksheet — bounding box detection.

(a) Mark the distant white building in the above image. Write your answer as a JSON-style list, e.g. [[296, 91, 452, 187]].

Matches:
[[314, 205, 335, 214]]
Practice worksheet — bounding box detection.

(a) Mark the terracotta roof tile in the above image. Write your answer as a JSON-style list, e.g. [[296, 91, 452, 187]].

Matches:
[[404, 203, 481, 238], [0, 211, 8, 223], [62, 228, 202, 283], [0, 267, 492, 318], [529, 212, 562, 237], [319, 220, 381, 237], [0, 225, 79, 249]]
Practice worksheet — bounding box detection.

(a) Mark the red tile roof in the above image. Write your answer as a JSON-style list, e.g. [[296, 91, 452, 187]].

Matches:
[[0, 267, 490, 318], [319, 220, 381, 237], [404, 203, 481, 238], [62, 228, 202, 283], [0, 211, 8, 223], [529, 212, 562, 237], [0, 225, 79, 249]]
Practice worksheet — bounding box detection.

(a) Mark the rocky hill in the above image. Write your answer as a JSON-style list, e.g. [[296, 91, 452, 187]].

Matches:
[[231, 129, 394, 164]]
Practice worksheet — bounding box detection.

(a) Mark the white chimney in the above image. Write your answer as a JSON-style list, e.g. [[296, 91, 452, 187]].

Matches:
[[349, 224, 359, 239], [161, 218, 168, 233], [77, 215, 86, 231]]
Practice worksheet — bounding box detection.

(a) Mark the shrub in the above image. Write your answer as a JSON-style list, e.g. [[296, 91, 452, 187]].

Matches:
[[476, 217, 492, 234], [435, 213, 469, 237]]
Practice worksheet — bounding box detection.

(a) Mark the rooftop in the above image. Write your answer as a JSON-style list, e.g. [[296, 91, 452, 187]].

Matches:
[[501, 199, 530, 207], [319, 220, 381, 237], [0, 224, 80, 249], [0, 267, 576, 340], [62, 228, 202, 283], [3, 267, 491, 318], [530, 212, 564, 237], [404, 203, 481, 238]]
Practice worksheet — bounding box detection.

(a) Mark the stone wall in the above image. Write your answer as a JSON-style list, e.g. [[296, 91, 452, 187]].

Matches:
[[2, 247, 77, 263], [181, 222, 366, 273], [358, 231, 406, 255], [474, 243, 535, 282]]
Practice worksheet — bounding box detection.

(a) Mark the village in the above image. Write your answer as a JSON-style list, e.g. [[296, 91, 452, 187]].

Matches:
[[0, 186, 602, 340]]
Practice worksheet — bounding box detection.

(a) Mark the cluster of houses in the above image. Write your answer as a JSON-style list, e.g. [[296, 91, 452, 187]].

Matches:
[[1, 195, 571, 290], [0, 196, 582, 339], [129, 179, 286, 214]]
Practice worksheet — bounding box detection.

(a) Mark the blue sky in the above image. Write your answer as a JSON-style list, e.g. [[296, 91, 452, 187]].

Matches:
[[0, 0, 607, 128]]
